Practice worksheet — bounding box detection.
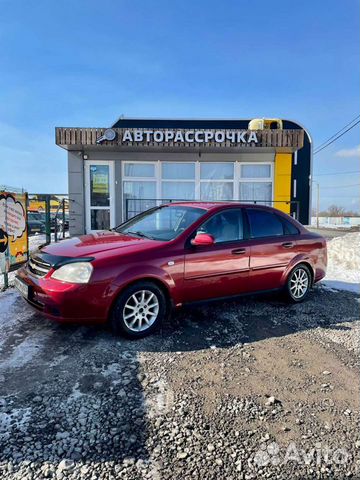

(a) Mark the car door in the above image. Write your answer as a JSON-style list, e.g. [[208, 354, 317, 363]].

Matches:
[[183, 208, 251, 302], [245, 208, 300, 291]]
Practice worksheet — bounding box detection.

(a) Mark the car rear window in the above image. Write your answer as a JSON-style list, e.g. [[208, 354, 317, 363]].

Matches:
[[247, 209, 284, 238]]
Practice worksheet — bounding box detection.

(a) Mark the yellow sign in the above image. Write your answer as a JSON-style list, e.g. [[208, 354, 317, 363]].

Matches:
[[92, 173, 109, 194], [0, 192, 28, 273]]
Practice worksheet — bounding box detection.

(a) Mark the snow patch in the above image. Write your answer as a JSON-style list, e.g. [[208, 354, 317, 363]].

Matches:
[[0, 290, 34, 348], [67, 382, 85, 403], [0, 407, 32, 440], [0, 330, 49, 371], [144, 379, 174, 418], [322, 232, 360, 293]]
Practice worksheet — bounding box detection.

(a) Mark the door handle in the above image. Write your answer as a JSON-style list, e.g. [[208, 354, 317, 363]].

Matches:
[[282, 242, 294, 248], [232, 248, 246, 255]]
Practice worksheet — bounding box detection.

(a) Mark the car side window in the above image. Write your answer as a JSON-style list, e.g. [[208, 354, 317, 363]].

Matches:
[[198, 209, 244, 243], [246, 209, 284, 238], [281, 216, 300, 235]]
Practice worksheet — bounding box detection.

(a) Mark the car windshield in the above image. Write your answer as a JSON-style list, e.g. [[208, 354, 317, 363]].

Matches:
[[116, 206, 206, 241]]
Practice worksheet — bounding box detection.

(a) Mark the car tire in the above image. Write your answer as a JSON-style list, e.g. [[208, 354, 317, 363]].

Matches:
[[284, 264, 312, 303], [110, 281, 167, 338]]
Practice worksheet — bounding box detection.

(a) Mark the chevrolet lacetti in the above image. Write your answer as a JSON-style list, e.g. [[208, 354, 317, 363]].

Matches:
[[15, 202, 327, 338]]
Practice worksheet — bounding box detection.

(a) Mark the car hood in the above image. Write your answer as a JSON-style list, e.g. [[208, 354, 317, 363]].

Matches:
[[39, 231, 163, 258]]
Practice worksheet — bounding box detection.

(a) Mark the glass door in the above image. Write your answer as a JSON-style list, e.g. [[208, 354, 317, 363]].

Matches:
[[85, 161, 115, 232]]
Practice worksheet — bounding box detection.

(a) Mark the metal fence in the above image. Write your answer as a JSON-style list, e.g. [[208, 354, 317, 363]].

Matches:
[[27, 194, 69, 243], [125, 198, 300, 221]]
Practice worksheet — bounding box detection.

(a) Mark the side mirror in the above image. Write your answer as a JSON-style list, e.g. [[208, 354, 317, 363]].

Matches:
[[191, 233, 215, 246]]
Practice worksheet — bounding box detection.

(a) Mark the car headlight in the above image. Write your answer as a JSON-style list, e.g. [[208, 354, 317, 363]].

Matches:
[[51, 262, 93, 283]]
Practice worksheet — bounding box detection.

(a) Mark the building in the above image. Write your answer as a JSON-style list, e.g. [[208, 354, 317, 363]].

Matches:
[[55, 118, 311, 235]]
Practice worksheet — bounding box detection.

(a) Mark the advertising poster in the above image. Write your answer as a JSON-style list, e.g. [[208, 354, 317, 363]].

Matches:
[[0, 192, 28, 273], [91, 170, 109, 194]]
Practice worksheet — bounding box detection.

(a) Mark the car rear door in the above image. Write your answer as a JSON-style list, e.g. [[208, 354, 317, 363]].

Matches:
[[245, 208, 300, 292], [183, 208, 252, 302]]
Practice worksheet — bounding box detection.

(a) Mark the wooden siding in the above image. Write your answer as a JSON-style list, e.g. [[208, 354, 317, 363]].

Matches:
[[55, 127, 304, 152]]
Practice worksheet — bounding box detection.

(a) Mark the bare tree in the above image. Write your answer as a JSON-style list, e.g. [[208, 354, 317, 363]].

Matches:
[[319, 205, 360, 217]]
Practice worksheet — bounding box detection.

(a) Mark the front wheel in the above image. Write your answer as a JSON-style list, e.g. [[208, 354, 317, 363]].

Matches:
[[284, 264, 311, 303], [110, 281, 167, 338]]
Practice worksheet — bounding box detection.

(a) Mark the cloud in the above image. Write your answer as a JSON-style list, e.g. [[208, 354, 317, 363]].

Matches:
[[335, 145, 360, 158]]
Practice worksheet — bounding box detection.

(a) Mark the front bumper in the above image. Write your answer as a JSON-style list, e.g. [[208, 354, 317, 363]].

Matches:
[[16, 266, 110, 324]]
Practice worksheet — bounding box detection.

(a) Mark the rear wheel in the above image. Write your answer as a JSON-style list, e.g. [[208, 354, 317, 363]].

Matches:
[[284, 264, 311, 303], [110, 281, 167, 338]]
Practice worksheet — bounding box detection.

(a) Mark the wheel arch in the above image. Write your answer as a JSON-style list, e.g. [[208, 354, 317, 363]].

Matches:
[[107, 276, 173, 323], [282, 257, 315, 287]]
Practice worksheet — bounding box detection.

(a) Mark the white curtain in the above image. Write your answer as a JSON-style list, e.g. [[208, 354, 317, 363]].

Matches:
[[241, 164, 271, 179], [200, 182, 233, 201], [239, 182, 272, 203], [124, 163, 155, 177], [200, 163, 234, 180], [162, 182, 195, 200]]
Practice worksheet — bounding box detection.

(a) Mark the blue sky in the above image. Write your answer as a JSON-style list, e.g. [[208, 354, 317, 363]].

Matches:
[[0, 0, 359, 212]]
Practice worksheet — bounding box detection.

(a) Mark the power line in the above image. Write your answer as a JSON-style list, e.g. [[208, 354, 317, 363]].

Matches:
[[314, 114, 360, 152], [320, 183, 360, 189], [321, 195, 359, 198], [314, 118, 360, 155], [313, 170, 360, 176]]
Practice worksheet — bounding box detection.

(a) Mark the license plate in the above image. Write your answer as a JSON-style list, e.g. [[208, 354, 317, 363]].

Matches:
[[15, 277, 29, 299]]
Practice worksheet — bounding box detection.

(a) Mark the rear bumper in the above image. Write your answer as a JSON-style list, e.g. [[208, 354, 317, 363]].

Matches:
[[16, 266, 110, 324], [314, 268, 326, 283]]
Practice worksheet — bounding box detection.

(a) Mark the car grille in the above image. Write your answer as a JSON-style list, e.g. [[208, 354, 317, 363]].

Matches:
[[28, 255, 51, 277]]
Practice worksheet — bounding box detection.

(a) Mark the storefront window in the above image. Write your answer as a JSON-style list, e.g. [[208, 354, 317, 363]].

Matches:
[[162, 162, 195, 180], [201, 182, 233, 201], [122, 160, 273, 220], [162, 182, 195, 200], [124, 163, 155, 177], [200, 163, 234, 180], [239, 163, 272, 205], [241, 164, 271, 178], [123, 181, 157, 219], [239, 182, 272, 204], [161, 162, 195, 201], [200, 162, 234, 201]]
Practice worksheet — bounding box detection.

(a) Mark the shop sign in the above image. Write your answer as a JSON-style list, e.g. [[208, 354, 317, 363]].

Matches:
[[0, 192, 28, 273], [96, 128, 258, 145]]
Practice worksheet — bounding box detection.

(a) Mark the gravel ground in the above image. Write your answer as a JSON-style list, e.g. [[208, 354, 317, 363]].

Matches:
[[0, 285, 359, 479]]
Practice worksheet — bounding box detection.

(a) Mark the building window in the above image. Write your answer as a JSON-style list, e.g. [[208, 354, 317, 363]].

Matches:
[[122, 160, 273, 219], [161, 162, 195, 200], [200, 162, 234, 201], [123, 162, 157, 219], [124, 163, 155, 177], [239, 163, 272, 205]]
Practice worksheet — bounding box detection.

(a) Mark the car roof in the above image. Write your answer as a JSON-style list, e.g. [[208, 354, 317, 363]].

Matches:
[[163, 201, 278, 212]]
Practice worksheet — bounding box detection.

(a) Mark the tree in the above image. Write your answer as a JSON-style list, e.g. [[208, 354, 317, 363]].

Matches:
[[319, 205, 360, 217], [327, 205, 346, 217]]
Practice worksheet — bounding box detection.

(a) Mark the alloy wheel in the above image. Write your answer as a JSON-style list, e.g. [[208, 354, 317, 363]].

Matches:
[[289, 268, 309, 299], [122, 290, 160, 332]]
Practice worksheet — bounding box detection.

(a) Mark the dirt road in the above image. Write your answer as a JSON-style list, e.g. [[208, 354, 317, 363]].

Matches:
[[0, 285, 359, 479]]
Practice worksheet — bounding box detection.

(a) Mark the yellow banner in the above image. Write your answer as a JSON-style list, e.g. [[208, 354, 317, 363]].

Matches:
[[0, 192, 28, 273]]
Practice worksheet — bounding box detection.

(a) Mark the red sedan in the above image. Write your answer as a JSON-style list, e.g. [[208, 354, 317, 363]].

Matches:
[[15, 202, 327, 338]]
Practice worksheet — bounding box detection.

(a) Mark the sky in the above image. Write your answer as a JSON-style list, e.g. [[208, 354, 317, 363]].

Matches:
[[0, 0, 359, 212]]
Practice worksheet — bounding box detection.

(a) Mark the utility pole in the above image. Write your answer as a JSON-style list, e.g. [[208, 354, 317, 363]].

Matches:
[[316, 182, 320, 228]]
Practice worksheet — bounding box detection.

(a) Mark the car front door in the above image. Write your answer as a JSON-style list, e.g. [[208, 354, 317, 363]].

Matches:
[[183, 208, 251, 302], [245, 208, 300, 292]]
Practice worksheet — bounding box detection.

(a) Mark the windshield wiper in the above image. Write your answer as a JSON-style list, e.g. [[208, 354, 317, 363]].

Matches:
[[126, 230, 155, 240]]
